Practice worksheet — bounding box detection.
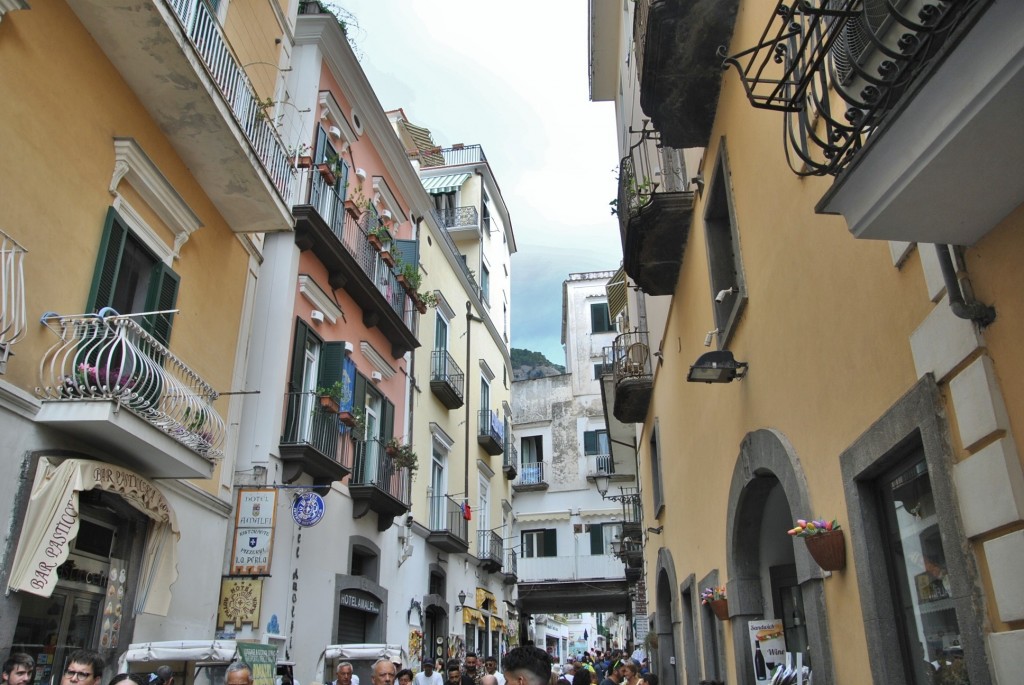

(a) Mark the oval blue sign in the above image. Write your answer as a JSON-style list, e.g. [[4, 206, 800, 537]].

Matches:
[[292, 492, 325, 527]]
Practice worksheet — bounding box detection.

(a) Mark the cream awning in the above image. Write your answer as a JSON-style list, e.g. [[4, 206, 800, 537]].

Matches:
[[422, 173, 471, 195]]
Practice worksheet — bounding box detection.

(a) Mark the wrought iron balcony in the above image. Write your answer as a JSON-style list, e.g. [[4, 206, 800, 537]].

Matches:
[[502, 548, 518, 585], [617, 128, 694, 296], [419, 144, 487, 169], [66, 0, 294, 232], [293, 201, 419, 359], [634, 0, 739, 149], [477, 408, 504, 456], [503, 440, 518, 480], [431, 206, 480, 233], [618, 489, 643, 539], [721, 0, 979, 178], [587, 453, 614, 477], [606, 331, 653, 423], [36, 312, 224, 478], [477, 529, 503, 573], [279, 391, 352, 484], [0, 229, 27, 375], [611, 538, 644, 569], [426, 494, 470, 553], [513, 461, 548, 492], [429, 349, 465, 409], [350, 437, 412, 530]]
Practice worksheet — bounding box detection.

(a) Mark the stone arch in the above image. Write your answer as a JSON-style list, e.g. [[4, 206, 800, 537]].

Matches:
[[653, 547, 680, 680], [725, 429, 834, 685]]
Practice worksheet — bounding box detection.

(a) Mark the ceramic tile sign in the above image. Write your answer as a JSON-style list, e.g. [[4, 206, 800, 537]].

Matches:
[[98, 558, 126, 649], [748, 620, 786, 682], [231, 489, 277, 575]]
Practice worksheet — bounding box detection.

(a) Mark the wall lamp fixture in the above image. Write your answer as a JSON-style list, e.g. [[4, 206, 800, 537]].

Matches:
[[646, 526, 663, 535], [687, 350, 748, 384]]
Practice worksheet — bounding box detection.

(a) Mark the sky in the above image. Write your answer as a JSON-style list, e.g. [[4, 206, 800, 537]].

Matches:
[[340, 1, 624, 366]]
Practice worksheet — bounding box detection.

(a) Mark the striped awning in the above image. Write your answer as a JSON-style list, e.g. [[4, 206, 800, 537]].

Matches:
[[422, 173, 471, 195]]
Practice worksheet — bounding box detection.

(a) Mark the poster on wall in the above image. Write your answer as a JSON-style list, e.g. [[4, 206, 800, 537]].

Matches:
[[230, 489, 277, 575], [98, 558, 127, 649], [237, 643, 278, 685], [747, 620, 785, 683]]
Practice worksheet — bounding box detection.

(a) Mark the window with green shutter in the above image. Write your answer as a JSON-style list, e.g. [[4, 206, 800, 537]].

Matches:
[[87, 207, 180, 346]]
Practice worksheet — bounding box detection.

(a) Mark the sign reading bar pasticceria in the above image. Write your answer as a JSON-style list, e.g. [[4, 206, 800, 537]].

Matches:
[[230, 489, 277, 576]]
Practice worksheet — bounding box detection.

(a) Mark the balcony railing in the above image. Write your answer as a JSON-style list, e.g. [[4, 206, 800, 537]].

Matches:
[[168, 0, 292, 199], [607, 331, 654, 424], [0, 229, 27, 374], [619, 490, 643, 534], [518, 553, 625, 582], [420, 144, 487, 168], [587, 453, 614, 476], [37, 313, 225, 459], [352, 437, 412, 505], [477, 529, 503, 572], [517, 462, 546, 487], [477, 409, 504, 455], [504, 548, 518, 581], [431, 206, 480, 231], [721, 0, 977, 176], [278, 391, 354, 483], [503, 439, 518, 479], [430, 349, 465, 409], [307, 167, 349, 240], [426, 494, 470, 553]]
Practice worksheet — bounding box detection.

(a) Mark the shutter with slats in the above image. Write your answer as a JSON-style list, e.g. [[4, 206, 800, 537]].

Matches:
[[382, 397, 395, 441], [590, 524, 605, 555], [87, 207, 128, 312], [543, 528, 557, 557], [392, 239, 419, 270], [144, 261, 180, 346], [283, 320, 312, 440], [318, 341, 348, 388]]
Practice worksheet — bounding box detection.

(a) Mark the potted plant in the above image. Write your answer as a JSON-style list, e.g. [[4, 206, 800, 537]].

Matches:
[[789, 518, 845, 571], [367, 224, 392, 251], [384, 438, 419, 476], [317, 380, 348, 414], [700, 586, 728, 620], [398, 262, 421, 292]]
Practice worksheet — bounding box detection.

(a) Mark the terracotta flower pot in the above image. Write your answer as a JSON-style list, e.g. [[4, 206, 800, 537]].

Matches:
[[367, 234, 383, 250], [805, 529, 846, 571], [317, 163, 336, 186], [338, 410, 356, 427], [319, 395, 339, 413], [381, 250, 396, 267], [709, 598, 729, 621]]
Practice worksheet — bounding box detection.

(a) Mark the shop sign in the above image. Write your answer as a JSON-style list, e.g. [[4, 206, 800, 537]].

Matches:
[[237, 642, 277, 685], [292, 492, 325, 527], [748, 619, 786, 682], [339, 591, 380, 614], [230, 490, 277, 575], [218, 577, 263, 628], [98, 558, 127, 649]]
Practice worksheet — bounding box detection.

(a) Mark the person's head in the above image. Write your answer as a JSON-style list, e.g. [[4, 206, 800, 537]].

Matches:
[[336, 663, 354, 685], [619, 661, 638, 684], [3, 654, 35, 685], [435, 661, 445, 673], [156, 666, 174, 685], [464, 655, 478, 673], [571, 671, 590, 685], [225, 663, 253, 685], [396, 669, 413, 685], [422, 661, 435, 675], [447, 666, 462, 684], [501, 646, 552, 685], [62, 651, 104, 685], [637, 674, 657, 685], [110, 675, 147, 685], [481, 677, 498, 685], [483, 657, 498, 675], [371, 659, 397, 685]]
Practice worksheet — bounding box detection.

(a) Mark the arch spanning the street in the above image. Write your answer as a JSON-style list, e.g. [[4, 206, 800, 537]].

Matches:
[[725, 429, 835, 685]]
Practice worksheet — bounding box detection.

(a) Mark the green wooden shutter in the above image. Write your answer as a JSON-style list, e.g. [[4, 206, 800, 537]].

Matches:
[[382, 397, 395, 441], [583, 431, 600, 455], [289, 320, 311, 392], [543, 529, 558, 557], [590, 524, 605, 555], [87, 207, 128, 312], [318, 341, 348, 388], [393, 239, 419, 269], [143, 261, 180, 346], [353, 371, 367, 412]]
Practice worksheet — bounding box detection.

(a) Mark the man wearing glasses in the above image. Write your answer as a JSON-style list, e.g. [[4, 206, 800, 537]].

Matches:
[[61, 651, 104, 685]]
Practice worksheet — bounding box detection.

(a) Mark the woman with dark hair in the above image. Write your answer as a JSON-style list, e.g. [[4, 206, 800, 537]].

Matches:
[[109, 674, 147, 685], [571, 671, 591, 685]]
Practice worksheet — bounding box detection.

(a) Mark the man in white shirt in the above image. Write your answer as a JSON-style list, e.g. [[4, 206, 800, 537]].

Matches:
[[331, 663, 359, 685], [413, 661, 442, 685], [482, 657, 504, 685]]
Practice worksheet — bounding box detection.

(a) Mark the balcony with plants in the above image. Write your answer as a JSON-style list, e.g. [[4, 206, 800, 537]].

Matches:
[[35, 312, 224, 479], [350, 437, 413, 531], [513, 461, 548, 493], [633, 0, 738, 150], [605, 330, 653, 423], [477, 408, 504, 456], [66, 0, 294, 232], [429, 349, 465, 409], [616, 129, 694, 296], [477, 529, 503, 573], [293, 195, 420, 359], [426, 494, 470, 553], [279, 387, 353, 485]]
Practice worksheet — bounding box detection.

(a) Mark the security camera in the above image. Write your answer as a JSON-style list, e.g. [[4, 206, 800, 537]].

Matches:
[[404, 513, 414, 527], [703, 329, 719, 347], [715, 287, 737, 303]]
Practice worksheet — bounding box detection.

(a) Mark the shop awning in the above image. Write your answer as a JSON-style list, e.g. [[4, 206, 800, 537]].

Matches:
[[490, 616, 505, 632], [422, 173, 470, 195], [7, 457, 180, 616], [462, 607, 486, 627], [476, 588, 498, 611]]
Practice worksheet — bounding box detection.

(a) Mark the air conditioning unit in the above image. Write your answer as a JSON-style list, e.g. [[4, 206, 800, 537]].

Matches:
[[371, 371, 383, 383]]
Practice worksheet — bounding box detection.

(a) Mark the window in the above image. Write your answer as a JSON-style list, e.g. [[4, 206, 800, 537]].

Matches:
[[521, 529, 556, 558], [480, 377, 490, 412], [481, 264, 490, 302], [434, 312, 449, 352], [521, 436, 543, 464], [704, 141, 747, 347], [590, 302, 613, 333], [586, 522, 621, 555], [650, 419, 665, 516], [593, 363, 613, 379], [88, 207, 180, 345], [429, 440, 448, 530], [583, 430, 609, 456]]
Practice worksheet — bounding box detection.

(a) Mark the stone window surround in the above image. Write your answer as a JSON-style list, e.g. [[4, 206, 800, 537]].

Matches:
[[696, 568, 728, 684], [678, 573, 701, 685]]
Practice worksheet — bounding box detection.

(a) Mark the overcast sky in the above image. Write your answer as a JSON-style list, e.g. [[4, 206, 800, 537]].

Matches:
[[341, 0, 624, 366]]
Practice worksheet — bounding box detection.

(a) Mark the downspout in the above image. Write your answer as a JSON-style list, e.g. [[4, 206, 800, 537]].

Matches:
[[465, 301, 484, 512], [935, 245, 995, 327]]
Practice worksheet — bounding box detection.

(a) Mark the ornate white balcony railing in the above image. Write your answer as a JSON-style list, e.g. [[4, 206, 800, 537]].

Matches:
[[37, 312, 225, 459], [0, 229, 27, 374]]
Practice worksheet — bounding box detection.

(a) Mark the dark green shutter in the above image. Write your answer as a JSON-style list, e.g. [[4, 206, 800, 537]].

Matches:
[[382, 397, 395, 441], [393, 239, 419, 269], [87, 207, 128, 312], [318, 341, 348, 388], [543, 529, 558, 557], [353, 371, 367, 412], [339, 161, 350, 202], [583, 431, 599, 455], [590, 524, 605, 555], [289, 320, 311, 393], [144, 261, 180, 346]]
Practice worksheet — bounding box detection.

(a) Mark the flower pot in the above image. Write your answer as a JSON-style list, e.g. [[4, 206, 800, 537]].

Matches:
[[297, 155, 313, 168], [381, 250, 396, 267], [416, 300, 428, 315], [709, 598, 729, 621], [339, 410, 356, 427], [317, 163, 336, 186], [344, 199, 361, 218], [319, 395, 340, 413], [396, 273, 408, 287], [368, 234, 383, 250], [804, 529, 846, 571]]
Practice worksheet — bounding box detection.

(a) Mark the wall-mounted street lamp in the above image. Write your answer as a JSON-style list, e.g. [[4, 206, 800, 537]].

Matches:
[[686, 350, 748, 384], [456, 590, 467, 611]]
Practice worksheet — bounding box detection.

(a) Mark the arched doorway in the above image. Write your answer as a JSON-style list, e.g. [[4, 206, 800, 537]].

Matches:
[[725, 430, 835, 685], [653, 548, 679, 682]]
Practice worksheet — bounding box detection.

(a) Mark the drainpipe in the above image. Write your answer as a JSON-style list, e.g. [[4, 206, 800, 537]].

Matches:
[[935, 245, 995, 326], [465, 301, 484, 509]]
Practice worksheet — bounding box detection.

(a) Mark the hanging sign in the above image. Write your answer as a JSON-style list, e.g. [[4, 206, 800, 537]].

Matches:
[[230, 489, 277, 575], [748, 620, 786, 683], [292, 492, 325, 527]]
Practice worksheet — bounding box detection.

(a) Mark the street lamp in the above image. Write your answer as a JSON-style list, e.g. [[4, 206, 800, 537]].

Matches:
[[458, 590, 467, 609], [686, 350, 748, 383], [595, 473, 611, 498]]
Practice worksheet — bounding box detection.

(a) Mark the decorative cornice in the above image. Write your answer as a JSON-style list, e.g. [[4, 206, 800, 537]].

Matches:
[[318, 90, 357, 152], [360, 341, 396, 379], [477, 458, 495, 480], [110, 138, 203, 259], [298, 274, 343, 324], [479, 359, 495, 382], [372, 176, 403, 223], [429, 422, 455, 449]]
